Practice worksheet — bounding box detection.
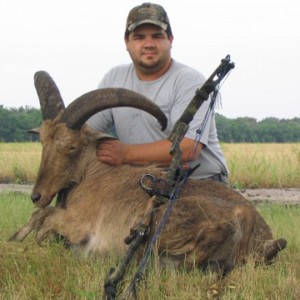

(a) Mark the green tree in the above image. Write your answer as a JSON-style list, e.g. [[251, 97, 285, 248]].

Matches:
[[1, 105, 299, 143], [0, 106, 41, 142]]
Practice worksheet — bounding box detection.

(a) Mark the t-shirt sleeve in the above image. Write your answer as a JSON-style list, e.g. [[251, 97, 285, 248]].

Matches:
[[85, 71, 114, 131]]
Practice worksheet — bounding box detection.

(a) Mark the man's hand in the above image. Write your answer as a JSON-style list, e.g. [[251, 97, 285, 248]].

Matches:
[[96, 139, 128, 165]]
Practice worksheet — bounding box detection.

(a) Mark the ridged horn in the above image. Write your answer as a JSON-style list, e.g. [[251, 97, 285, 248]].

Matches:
[[61, 88, 167, 131], [34, 71, 65, 120]]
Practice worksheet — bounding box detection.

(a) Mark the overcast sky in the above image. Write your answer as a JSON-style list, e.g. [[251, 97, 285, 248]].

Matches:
[[1, 0, 299, 120]]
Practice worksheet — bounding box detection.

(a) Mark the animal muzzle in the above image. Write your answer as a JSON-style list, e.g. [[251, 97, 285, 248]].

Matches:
[[30, 190, 56, 207], [31, 192, 41, 203]]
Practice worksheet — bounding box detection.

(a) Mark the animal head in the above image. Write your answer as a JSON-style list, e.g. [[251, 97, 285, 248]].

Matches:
[[30, 71, 167, 207]]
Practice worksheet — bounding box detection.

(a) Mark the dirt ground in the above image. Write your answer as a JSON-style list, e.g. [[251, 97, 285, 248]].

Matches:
[[238, 188, 300, 205], [1, 184, 300, 205]]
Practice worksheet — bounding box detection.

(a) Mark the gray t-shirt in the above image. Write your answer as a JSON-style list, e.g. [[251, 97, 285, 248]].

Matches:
[[87, 60, 228, 179]]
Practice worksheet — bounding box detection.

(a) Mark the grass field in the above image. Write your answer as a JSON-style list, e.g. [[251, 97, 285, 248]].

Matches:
[[0, 142, 41, 184], [0, 142, 300, 188], [223, 143, 300, 188], [0, 142, 300, 299], [0, 192, 299, 299]]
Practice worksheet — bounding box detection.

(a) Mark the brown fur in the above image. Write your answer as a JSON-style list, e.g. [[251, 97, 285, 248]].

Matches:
[[10, 117, 287, 274]]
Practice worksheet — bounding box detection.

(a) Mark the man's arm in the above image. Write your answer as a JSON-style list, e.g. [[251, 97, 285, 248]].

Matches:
[[96, 137, 203, 166]]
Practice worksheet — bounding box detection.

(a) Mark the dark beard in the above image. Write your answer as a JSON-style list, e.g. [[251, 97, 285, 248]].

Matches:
[[139, 60, 160, 70]]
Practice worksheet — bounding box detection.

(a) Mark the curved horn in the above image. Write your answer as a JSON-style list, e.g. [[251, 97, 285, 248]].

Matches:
[[61, 88, 167, 130], [34, 71, 65, 120]]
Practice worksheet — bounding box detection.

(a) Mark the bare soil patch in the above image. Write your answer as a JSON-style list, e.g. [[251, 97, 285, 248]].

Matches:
[[0, 184, 33, 194], [238, 188, 300, 205], [1, 184, 300, 204]]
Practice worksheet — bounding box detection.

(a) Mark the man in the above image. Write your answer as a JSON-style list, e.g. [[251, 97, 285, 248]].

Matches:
[[87, 2, 228, 183]]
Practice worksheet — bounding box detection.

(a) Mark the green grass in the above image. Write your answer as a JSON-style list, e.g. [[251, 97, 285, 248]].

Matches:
[[1, 192, 300, 299]]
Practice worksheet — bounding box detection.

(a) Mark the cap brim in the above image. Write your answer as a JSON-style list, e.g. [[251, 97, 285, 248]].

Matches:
[[127, 19, 168, 32]]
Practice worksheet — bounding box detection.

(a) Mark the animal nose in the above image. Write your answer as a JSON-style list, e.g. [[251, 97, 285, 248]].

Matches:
[[31, 193, 41, 203]]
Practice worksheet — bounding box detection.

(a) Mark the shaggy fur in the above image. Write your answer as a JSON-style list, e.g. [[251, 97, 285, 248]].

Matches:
[[10, 119, 287, 274], [9, 71, 287, 275]]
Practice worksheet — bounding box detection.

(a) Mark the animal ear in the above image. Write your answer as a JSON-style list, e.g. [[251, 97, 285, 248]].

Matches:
[[95, 133, 117, 142], [80, 124, 117, 144], [27, 127, 40, 134]]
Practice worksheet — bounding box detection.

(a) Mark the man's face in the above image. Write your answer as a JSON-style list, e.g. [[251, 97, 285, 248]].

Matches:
[[125, 24, 173, 75]]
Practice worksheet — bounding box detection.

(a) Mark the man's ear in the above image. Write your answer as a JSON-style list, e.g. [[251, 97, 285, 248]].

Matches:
[[124, 37, 129, 51]]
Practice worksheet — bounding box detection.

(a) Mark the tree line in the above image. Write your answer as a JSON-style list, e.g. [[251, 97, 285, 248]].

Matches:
[[0, 105, 299, 143], [216, 114, 300, 143], [0, 106, 41, 142]]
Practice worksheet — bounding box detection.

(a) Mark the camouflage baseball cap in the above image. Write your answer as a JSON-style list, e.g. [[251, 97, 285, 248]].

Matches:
[[126, 3, 171, 32]]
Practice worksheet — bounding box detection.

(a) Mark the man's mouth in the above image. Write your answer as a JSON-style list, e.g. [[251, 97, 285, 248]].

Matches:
[[143, 51, 156, 56]]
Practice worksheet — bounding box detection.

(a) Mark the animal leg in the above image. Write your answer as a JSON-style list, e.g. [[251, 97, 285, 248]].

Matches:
[[158, 220, 236, 273], [259, 238, 287, 264], [35, 208, 91, 246], [232, 205, 256, 264], [8, 207, 56, 242], [193, 221, 237, 275], [204, 205, 256, 275]]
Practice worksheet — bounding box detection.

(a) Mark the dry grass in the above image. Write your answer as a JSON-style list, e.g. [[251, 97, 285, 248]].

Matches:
[[0, 192, 299, 299], [222, 143, 300, 188], [0, 142, 41, 183], [1, 142, 300, 188], [1, 142, 299, 298], [1, 142, 299, 299]]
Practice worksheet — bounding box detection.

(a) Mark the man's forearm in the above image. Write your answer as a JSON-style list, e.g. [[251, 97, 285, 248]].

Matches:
[[96, 137, 202, 166], [124, 137, 202, 166]]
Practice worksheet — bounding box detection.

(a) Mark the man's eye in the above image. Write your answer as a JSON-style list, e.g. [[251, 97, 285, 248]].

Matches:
[[133, 35, 143, 40], [153, 34, 164, 39]]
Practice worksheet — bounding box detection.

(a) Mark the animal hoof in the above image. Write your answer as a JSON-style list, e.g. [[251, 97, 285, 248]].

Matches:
[[276, 238, 287, 250], [8, 226, 31, 242], [8, 231, 20, 242], [36, 228, 52, 244], [264, 238, 287, 263]]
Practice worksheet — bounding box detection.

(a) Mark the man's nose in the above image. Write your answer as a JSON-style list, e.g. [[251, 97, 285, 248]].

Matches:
[[143, 37, 155, 47]]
